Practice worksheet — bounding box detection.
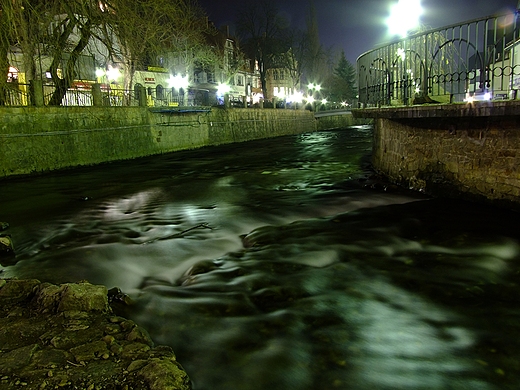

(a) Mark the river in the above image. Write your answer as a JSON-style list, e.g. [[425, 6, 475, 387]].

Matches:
[[1, 126, 520, 389]]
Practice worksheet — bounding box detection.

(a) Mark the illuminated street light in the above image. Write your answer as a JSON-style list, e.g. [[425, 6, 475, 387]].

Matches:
[[217, 82, 231, 95], [287, 91, 304, 106], [397, 47, 406, 61], [106, 65, 121, 82], [167, 74, 189, 90], [386, 0, 423, 37]]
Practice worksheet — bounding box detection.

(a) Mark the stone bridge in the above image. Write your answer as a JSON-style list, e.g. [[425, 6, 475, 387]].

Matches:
[[354, 10, 520, 209]]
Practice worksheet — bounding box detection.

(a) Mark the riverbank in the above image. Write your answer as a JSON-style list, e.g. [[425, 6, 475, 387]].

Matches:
[[0, 107, 317, 179], [0, 278, 191, 390]]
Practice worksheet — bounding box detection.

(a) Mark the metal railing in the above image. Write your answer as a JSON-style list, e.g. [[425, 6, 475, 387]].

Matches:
[[2, 83, 196, 107], [357, 11, 520, 107]]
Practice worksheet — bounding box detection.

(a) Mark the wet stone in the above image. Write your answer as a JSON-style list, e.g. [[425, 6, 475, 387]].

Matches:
[[57, 283, 108, 312], [127, 325, 154, 346], [0, 235, 14, 258], [31, 349, 69, 368], [0, 279, 191, 389], [70, 340, 109, 362], [121, 343, 151, 359], [0, 279, 40, 302], [0, 344, 40, 373], [138, 358, 191, 390]]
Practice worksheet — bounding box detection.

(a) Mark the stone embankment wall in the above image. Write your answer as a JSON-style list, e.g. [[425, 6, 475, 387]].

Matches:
[[363, 102, 520, 207], [0, 107, 316, 179], [315, 112, 364, 130]]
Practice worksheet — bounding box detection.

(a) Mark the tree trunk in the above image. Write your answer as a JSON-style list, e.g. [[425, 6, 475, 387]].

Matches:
[[49, 20, 92, 106], [0, 4, 10, 106]]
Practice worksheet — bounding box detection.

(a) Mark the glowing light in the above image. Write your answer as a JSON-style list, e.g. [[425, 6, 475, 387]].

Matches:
[[95, 68, 105, 78], [217, 83, 230, 96], [386, 0, 423, 37], [321, 98, 327, 105], [274, 87, 286, 99], [306, 96, 315, 104], [287, 91, 304, 103], [106, 66, 121, 81], [464, 92, 491, 103], [308, 83, 321, 92], [397, 48, 406, 61], [167, 74, 189, 90]]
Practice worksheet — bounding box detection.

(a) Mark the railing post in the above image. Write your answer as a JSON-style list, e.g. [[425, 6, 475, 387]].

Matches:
[[92, 83, 102, 106], [29, 80, 44, 107], [138, 86, 147, 107], [224, 92, 230, 108]]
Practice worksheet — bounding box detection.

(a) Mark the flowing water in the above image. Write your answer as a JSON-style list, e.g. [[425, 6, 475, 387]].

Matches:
[[2, 126, 520, 389]]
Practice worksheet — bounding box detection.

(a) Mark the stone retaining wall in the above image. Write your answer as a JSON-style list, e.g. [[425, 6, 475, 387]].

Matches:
[[372, 115, 520, 207], [0, 107, 316, 179], [315, 113, 361, 130]]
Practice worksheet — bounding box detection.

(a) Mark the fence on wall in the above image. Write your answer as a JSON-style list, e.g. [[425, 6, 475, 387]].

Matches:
[[0, 82, 216, 108], [357, 11, 520, 107]]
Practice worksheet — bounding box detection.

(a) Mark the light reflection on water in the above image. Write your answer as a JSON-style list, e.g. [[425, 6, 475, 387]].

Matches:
[[1, 126, 520, 389]]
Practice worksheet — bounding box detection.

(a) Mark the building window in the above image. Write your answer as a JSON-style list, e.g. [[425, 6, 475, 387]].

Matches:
[[237, 75, 244, 86], [156, 84, 164, 100]]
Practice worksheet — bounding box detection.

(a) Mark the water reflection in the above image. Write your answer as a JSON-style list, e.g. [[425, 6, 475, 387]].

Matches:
[[2, 127, 520, 389]]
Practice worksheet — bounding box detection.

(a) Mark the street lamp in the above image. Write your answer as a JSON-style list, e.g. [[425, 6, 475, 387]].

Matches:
[[386, 0, 423, 37], [217, 83, 231, 106], [307, 83, 322, 111], [106, 65, 122, 83], [167, 74, 189, 106], [167, 74, 189, 90]]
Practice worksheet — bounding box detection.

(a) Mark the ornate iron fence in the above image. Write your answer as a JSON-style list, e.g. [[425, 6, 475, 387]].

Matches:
[[357, 11, 520, 107]]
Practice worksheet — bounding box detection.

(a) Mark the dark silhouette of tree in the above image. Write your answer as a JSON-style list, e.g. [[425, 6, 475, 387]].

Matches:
[[324, 50, 357, 106], [0, 0, 211, 105], [235, 0, 291, 100], [302, 0, 327, 85], [102, 0, 209, 94]]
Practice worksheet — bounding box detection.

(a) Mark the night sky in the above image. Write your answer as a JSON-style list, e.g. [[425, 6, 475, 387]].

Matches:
[[197, 0, 519, 63]]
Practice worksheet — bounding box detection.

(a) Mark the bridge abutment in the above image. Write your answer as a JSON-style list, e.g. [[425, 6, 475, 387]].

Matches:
[[354, 101, 520, 208]]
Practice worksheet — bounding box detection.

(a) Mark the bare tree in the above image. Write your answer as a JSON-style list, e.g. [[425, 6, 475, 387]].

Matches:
[[0, 0, 13, 105], [301, 0, 328, 85], [236, 0, 291, 100], [0, 0, 212, 105], [102, 0, 210, 93]]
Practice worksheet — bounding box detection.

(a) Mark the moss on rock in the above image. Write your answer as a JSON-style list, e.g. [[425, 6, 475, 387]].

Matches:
[[0, 279, 191, 390]]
